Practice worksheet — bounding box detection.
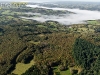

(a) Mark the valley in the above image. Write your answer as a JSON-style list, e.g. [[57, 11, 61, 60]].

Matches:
[[0, 1, 100, 75]]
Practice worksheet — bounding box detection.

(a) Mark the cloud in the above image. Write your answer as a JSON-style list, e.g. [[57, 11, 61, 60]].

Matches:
[[24, 5, 100, 25]]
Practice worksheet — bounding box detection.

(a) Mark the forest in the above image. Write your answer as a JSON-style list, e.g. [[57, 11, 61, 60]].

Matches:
[[0, 1, 100, 75]]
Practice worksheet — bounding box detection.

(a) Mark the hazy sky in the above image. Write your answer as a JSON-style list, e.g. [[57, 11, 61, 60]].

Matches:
[[1, 0, 100, 2]]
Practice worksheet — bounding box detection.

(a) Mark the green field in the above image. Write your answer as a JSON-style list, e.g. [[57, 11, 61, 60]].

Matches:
[[0, 32, 3, 36], [37, 25, 47, 28], [53, 66, 71, 75], [2, 10, 22, 16], [29, 40, 40, 45], [12, 60, 35, 75], [87, 20, 100, 25]]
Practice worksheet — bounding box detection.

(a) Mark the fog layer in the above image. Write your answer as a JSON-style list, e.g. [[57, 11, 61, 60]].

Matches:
[[25, 5, 100, 25]]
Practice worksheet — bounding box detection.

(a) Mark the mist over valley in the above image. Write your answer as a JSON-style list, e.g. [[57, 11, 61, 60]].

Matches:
[[21, 4, 100, 25]]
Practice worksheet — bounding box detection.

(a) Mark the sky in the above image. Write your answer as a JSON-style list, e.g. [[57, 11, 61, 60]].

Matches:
[[0, 0, 100, 2]]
